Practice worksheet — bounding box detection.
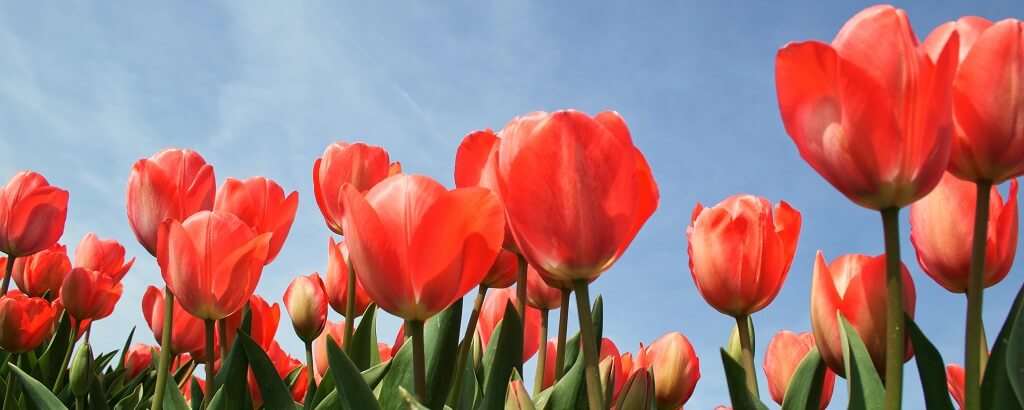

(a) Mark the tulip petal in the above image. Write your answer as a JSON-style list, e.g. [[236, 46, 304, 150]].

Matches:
[[158, 219, 205, 317], [454, 130, 501, 191], [340, 184, 411, 318], [5, 187, 68, 256]]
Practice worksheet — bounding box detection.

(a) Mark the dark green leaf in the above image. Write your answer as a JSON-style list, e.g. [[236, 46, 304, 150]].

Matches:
[[351, 304, 379, 371], [87, 368, 111, 410], [538, 347, 585, 410], [111, 384, 142, 410], [161, 366, 190, 410], [478, 302, 524, 410], [189, 377, 204, 410], [1006, 305, 1024, 406], [378, 299, 462, 410], [905, 315, 955, 410], [838, 313, 884, 410], [213, 326, 249, 410], [326, 336, 382, 409], [361, 361, 390, 390], [720, 348, 769, 410], [780, 347, 828, 410], [7, 363, 68, 409], [311, 368, 334, 408], [238, 331, 297, 409], [38, 311, 73, 386], [983, 282, 1024, 409]]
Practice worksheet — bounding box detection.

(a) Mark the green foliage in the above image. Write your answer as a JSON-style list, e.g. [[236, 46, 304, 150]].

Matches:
[[780, 347, 827, 410], [838, 313, 884, 410]]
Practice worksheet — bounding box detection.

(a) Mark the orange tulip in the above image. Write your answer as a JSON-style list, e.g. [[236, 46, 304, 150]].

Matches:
[[124, 343, 157, 381], [284, 273, 328, 342], [687, 194, 802, 316], [214, 177, 298, 264], [477, 288, 541, 360], [775, 5, 958, 210], [339, 174, 504, 320], [0, 171, 69, 258], [8, 244, 70, 297], [497, 110, 658, 283], [313, 142, 394, 235], [811, 252, 916, 376], [763, 331, 836, 409], [482, 249, 518, 289], [60, 267, 122, 321], [218, 294, 280, 350], [946, 364, 966, 409], [525, 264, 562, 310], [74, 233, 134, 282], [910, 173, 1018, 293], [635, 332, 700, 409], [126, 148, 216, 256], [142, 286, 205, 355], [324, 238, 371, 318], [924, 18, 1024, 183], [455, 129, 519, 251], [0, 291, 56, 352], [157, 210, 271, 320]]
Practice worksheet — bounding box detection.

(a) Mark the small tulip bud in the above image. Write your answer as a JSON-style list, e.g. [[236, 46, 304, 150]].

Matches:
[[70, 343, 93, 398], [504, 379, 535, 410]]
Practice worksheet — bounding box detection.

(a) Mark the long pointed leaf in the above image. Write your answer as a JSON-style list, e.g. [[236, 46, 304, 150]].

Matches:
[[780, 348, 828, 410], [478, 301, 524, 410], [905, 315, 954, 410], [378, 299, 461, 409], [7, 363, 68, 409], [983, 282, 1024, 409], [720, 348, 769, 410], [350, 304, 379, 371], [838, 313, 884, 410], [326, 336, 381, 409], [238, 331, 297, 409]]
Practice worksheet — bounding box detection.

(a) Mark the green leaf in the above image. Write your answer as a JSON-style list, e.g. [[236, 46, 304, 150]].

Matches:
[[189, 377, 204, 410], [361, 361, 390, 390], [780, 347, 828, 410], [904, 315, 954, 410], [314, 390, 339, 410], [397, 386, 432, 410], [591, 295, 603, 350], [111, 384, 142, 410], [478, 302, 524, 410], [213, 326, 249, 410], [238, 331, 297, 408], [983, 282, 1024, 409], [114, 327, 136, 373], [351, 304, 379, 371], [326, 336, 382, 410], [7, 363, 69, 409], [838, 313, 884, 410], [378, 299, 462, 410], [38, 311, 73, 386], [161, 366, 190, 410], [447, 338, 481, 409], [720, 348, 769, 410], [311, 368, 334, 408], [88, 368, 112, 410], [1006, 304, 1024, 406], [538, 347, 586, 410]]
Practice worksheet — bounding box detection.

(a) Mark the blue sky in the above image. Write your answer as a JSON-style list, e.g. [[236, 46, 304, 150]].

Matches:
[[1, 1, 1021, 407]]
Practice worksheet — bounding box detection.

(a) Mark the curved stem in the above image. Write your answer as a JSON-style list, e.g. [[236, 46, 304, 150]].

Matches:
[[881, 207, 904, 410], [304, 340, 316, 409], [152, 288, 175, 410], [3, 354, 17, 410], [534, 308, 550, 395], [450, 285, 487, 407], [409, 320, 427, 403], [572, 280, 602, 410], [0, 256, 15, 295], [203, 319, 216, 409], [344, 263, 357, 355], [554, 288, 570, 383], [965, 180, 992, 410], [735, 314, 759, 397]]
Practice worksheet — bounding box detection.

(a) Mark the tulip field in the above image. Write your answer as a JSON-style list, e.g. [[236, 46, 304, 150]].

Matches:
[[0, 3, 1023, 410]]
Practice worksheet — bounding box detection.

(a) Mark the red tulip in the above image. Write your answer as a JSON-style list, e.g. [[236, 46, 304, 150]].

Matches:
[[775, 5, 958, 209], [0, 291, 56, 352], [251, 341, 307, 405], [497, 110, 658, 283], [455, 129, 519, 251], [910, 173, 1018, 293], [218, 294, 280, 350], [214, 177, 298, 264], [599, 338, 626, 401], [126, 148, 216, 256], [687, 194, 802, 316], [324, 238, 371, 318], [157, 210, 271, 320], [947, 364, 966, 409], [924, 18, 1024, 183], [74, 233, 134, 282], [477, 287, 541, 360], [284, 273, 328, 342], [142, 286, 205, 354], [392, 325, 406, 354], [339, 174, 504, 320], [50, 297, 90, 340], [313, 321, 345, 381], [635, 332, 700, 409], [811, 252, 917, 375], [763, 331, 836, 409], [8, 244, 70, 297], [124, 343, 157, 381], [482, 249, 518, 289], [182, 376, 205, 403], [60, 267, 122, 321], [313, 142, 394, 235], [0, 171, 69, 258], [525, 264, 563, 310], [378, 342, 393, 362]]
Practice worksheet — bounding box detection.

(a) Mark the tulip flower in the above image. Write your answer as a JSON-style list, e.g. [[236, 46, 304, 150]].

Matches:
[[214, 177, 298, 265], [615, 367, 656, 410], [313, 321, 345, 381], [60, 267, 122, 322], [477, 288, 541, 361], [126, 148, 216, 256], [51, 297, 90, 340], [284, 273, 328, 343], [324, 238, 371, 318], [0, 171, 69, 258], [763, 331, 836, 408], [947, 364, 966, 409], [142, 286, 205, 354], [0, 291, 56, 353], [8, 244, 70, 298], [505, 379, 533, 410], [312, 142, 394, 235], [635, 332, 700, 409], [124, 343, 157, 381], [482, 249, 518, 289], [811, 252, 916, 376], [525, 265, 562, 311], [455, 129, 519, 250], [74, 233, 134, 282], [218, 294, 280, 350], [157, 210, 271, 320], [910, 173, 1018, 293]]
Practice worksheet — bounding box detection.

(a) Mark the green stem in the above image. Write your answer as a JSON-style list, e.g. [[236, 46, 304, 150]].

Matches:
[[1, 256, 15, 295], [344, 263, 357, 355], [735, 314, 759, 397], [965, 180, 992, 410], [534, 308, 550, 395], [450, 285, 487, 407], [3, 354, 17, 410], [554, 288, 570, 383], [409, 320, 427, 404], [152, 288, 175, 410], [52, 323, 77, 393], [203, 319, 216, 409], [515, 254, 527, 370], [573, 280, 603, 410], [217, 318, 228, 363], [304, 340, 316, 409], [881, 207, 904, 410]]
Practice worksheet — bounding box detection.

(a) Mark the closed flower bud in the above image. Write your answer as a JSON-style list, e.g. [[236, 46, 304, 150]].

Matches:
[[763, 331, 836, 408], [123, 343, 157, 381], [615, 367, 656, 410], [637, 332, 700, 409], [70, 342, 93, 398], [284, 273, 328, 342], [504, 379, 534, 410]]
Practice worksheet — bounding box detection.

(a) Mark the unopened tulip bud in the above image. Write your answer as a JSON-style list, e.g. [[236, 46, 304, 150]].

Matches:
[[615, 368, 656, 410], [504, 379, 535, 410], [70, 342, 93, 397], [284, 273, 328, 342], [637, 332, 700, 409], [123, 343, 157, 381], [763, 331, 835, 409]]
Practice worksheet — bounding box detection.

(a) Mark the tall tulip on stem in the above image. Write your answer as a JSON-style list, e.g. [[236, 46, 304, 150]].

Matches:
[[525, 263, 562, 393], [284, 273, 328, 408], [0, 171, 69, 295]]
